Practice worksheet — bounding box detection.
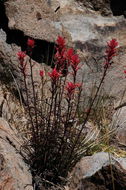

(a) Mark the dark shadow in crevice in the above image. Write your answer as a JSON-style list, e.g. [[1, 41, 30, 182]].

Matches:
[[0, 1, 55, 65], [83, 165, 126, 190], [110, 0, 126, 17]]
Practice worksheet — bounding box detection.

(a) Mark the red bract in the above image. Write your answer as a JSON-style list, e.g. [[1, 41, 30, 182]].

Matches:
[[55, 48, 66, 61], [27, 38, 35, 48], [40, 70, 45, 78], [56, 36, 65, 49], [107, 39, 118, 49], [65, 82, 81, 98], [17, 51, 26, 61], [105, 39, 118, 66], [17, 51, 27, 76], [48, 68, 61, 82], [70, 54, 80, 75], [64, 48, 74, 60]]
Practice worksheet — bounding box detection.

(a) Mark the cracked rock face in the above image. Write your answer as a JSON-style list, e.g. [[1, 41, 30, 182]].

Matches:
[[67, 152, 126, 190], [0, 118, 33, 190]]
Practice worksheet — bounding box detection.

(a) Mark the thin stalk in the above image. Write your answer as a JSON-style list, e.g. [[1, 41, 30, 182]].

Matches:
[[66, 65, 108, 168], [29, 58, 39, 140], [9, 69, 23, 108], [108, 152, 115, 190], [23, 73, 37, 150]]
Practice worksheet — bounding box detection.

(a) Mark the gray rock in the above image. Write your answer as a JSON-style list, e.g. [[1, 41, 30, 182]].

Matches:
[[111, 107, 126, 146], [0, 117, 33, 190], [67, 152, 126, 190]]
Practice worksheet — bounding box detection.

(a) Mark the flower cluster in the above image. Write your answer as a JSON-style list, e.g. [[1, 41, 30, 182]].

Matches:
[[104, 39, 118, 67], [55, 36, 81, 78], [47, 36, 81, 97]]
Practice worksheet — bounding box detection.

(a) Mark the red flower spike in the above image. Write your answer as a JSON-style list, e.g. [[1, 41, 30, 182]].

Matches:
[[27, 38, 35, 48], [70, 54, 80, 75], [17, 51, 26, 61], [48, 68, 61, 82], [40, 70, 45, 78], [105, 39, 118, 66], [56, 36, 65, 49], [107, 39, 118, 49], [64, 48, 74, 60], [17, 51, 27, 76], [71, 54, 80, 64], [65, 82, 81, 98]]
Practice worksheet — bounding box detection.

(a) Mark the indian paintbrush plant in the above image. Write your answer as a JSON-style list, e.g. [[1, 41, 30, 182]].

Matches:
[[17, 36, 118, 188]]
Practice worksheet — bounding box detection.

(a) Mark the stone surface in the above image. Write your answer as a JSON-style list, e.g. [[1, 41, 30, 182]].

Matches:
[[0, 117, 33, 190], [67, 152, 126, 190], [0, 1, 126, 189], [0, 28, 45, 107], [76, 0, 111, 15], [5, 0, 60, 42], [111, 107, 126, 147]]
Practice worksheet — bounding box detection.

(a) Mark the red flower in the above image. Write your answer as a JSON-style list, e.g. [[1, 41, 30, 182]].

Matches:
[[17, 51, 26, 61], [55, 48, 65, 60], [27, 38, 35, 48], [70, 54, 80, 74], [71, 54, 80, 65], [105, 39, 118, 66], [107, 39, 118, 49], [40, 70, 45, 78], [17, 51, 27, 76], [65, 82, 81, 98], [56, 36, 65, 49], [48, 68, 61, 82], [64, 48, 74, 60], [55, 47, 69, 75]]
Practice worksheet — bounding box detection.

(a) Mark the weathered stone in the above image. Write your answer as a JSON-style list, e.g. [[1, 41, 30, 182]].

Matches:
[[0, 117, 33, 190], [76, 0, 111, 15], [111, 107, 126, 147], [67, 152, 126, 190], [5, 0, 60, 42]]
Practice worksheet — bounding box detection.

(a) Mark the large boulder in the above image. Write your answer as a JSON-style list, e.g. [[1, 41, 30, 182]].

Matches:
[[67, 152, 126, 190], [0, 117, 33, 190]]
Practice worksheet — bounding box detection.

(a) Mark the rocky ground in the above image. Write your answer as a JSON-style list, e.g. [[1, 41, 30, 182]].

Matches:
[[0, 0, 126, 189]]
